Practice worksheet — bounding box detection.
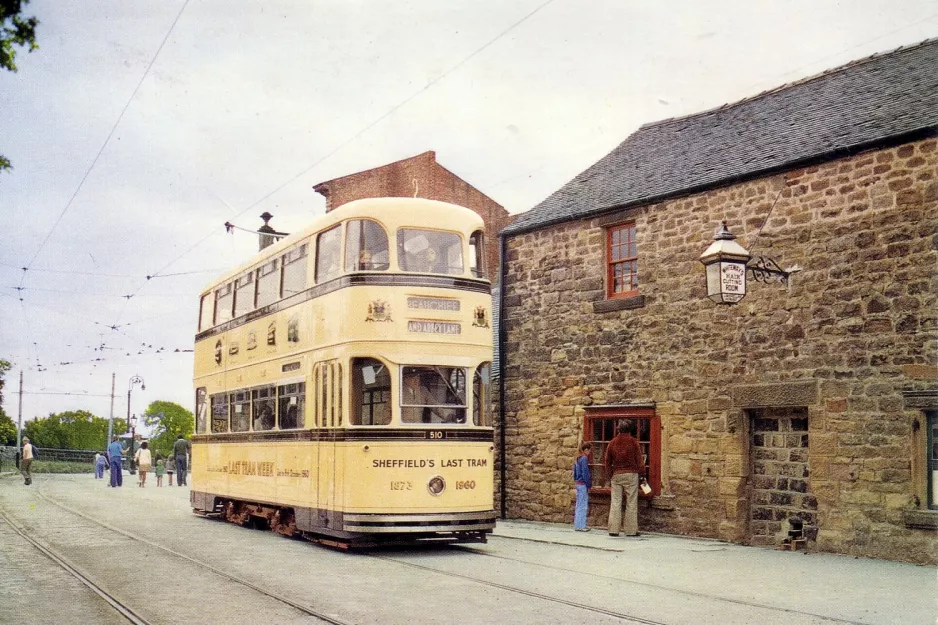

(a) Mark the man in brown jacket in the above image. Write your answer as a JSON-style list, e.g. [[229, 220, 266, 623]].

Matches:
[[604, 420, 643, 536]]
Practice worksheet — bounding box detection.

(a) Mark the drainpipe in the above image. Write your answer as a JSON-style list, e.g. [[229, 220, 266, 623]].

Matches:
[[498, 234, 508, 519]]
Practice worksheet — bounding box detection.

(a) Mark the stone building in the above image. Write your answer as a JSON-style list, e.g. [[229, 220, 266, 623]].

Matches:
[[498, 40, 938, 564], [313, 151, 515, 278]]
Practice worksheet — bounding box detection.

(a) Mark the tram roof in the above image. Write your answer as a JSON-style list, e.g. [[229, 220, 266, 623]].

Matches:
[[201, 197, 485, 293]]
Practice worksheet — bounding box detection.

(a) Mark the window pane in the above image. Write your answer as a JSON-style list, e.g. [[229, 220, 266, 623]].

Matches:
[[316, 226, 342, 283], [230, 390, 251, 432], [283, 244, 308, 296], [351, 358, 391, 425], [211, 393, 229, 433], [469, 231, 485, 279], [473, 363, 492, 426], [199, 294, 214, 332], [345, 220, 390, 272], [397, 229, 464, 274], [195, 388, 208, 434], [234, 273, 254, 317], [252, 386, 276, 431], [256, 259, 280, 307], [401, 366, 467, 424], [215, 284, 233, 324], [278, 382, 305, 429]]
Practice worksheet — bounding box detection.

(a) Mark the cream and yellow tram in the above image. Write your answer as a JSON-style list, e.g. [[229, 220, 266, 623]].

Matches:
[[191, 198, 496, 546]]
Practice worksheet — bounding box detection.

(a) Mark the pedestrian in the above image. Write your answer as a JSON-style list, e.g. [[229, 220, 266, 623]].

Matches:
[[107, 435, 126, 487], [20, 437, 34, 486], [573, 441, 592, 531], [173, 435, 190, 486], [165, 454, 175, 486], [155, 454, 165, 487], [94, 452, 107, 479], [134, 441, 152, 487], [604, 420, 644, 537]]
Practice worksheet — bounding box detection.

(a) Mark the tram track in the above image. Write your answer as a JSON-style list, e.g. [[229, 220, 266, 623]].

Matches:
[[15, 486, 354, 625], [372, 544, 870, 625], [0, 507, 152, 625]]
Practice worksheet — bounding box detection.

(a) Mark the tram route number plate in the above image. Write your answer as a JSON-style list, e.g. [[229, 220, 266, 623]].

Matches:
[[408, 320, 461, 335]]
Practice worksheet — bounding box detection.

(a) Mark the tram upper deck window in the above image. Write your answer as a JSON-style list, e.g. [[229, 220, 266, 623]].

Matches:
[[256, 259, 279, 308], [198, 294, 214, 332], [316, 226, 342, 284], [252, 386, 276, 431], [211, 393, 229, 433], [214, 283, 233, 325], [345, 219, 390, 272], [351, 358, 391, 425], [397, 229, 463, 275], [469, 230, 485, 279], [278, 382, 305, 429], [282, 243, 308, 297], [234, 273, 254, 318], [473, 363, 492, 427], [401, 366, 467, 424], [230, 390, 251, 432]]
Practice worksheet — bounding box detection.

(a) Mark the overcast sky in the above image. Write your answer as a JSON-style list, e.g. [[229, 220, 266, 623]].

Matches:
[[2, 0, 936, 433]]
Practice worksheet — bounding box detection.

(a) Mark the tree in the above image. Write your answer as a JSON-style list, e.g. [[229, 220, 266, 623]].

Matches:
[[143, 401, 194, 458], [23, 410, 118, 450], [1, 0, 39, 172], [0, 359, 14, 445]]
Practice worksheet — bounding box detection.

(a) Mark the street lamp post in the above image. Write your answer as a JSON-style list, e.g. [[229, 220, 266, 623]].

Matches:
[[127, 375, 145, 474]]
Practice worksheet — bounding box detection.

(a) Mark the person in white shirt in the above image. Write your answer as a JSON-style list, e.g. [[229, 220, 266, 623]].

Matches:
[[21, 437, 34, 486], [134, 441, 153, 487]]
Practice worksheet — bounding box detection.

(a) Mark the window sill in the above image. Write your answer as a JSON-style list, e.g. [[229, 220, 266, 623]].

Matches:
[[593, 295, 645, 314], [902, 509, 938, 530]]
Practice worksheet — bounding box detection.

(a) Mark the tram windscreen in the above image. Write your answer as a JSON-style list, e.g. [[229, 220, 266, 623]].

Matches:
[[401, 366, 467, 424], [397, 229, 463, 274]]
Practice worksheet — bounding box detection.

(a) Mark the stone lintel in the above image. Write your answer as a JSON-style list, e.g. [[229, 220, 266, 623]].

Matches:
[[902, 509, 938, 530], [902, 390, 938, 410], [732, 380, 819, 408]]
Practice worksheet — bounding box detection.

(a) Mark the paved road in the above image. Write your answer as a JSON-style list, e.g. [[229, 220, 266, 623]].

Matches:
[[0, 473, 934, 624]]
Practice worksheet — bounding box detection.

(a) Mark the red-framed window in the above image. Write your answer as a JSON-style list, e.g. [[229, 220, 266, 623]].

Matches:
[[584, 406, 660, 498], [607, 223, 638, 298]]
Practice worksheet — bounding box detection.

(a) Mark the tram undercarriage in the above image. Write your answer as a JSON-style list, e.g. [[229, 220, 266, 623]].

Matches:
[[193, 494, 495, 549]]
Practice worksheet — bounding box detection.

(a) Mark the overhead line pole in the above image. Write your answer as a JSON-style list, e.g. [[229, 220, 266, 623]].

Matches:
[[16, 371, 23, 450], [106, 372, 115, 449]]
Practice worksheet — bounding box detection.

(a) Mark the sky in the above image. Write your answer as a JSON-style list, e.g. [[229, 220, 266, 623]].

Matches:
[[2, 0, 937, 434]]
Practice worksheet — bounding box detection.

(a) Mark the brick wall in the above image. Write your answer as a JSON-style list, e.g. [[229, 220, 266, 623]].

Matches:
[[501, 137, 938, 564]]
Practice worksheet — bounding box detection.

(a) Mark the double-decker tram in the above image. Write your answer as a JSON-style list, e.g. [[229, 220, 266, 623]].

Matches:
[[191, 198, 496, 547]]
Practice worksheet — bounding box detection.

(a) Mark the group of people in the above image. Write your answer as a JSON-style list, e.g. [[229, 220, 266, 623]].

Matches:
[[100, 434, 191, 489], [573, 420, 647, 537]]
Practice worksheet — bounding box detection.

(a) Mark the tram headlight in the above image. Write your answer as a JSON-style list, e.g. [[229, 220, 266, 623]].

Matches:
[[427, 476, 446, 496]]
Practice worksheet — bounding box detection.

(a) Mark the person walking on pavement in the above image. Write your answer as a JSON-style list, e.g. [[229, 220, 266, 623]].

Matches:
[[173, 435, 190, 486], [107, 436, 126, 487], [20, 437, 34, 486], [165, 454, 175, 486], [573, 442, 592, 531], [134, 441, 152, 487], [605, 420, 643, 537]]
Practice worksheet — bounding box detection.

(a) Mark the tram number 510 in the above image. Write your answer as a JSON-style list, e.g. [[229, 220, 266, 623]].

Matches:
[[427, 431, 445, 439]]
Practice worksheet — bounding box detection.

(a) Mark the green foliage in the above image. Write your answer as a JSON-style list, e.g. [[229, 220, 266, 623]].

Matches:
[[29, 460, 92, 474], [24, 410, 119, 451], [143, 401, 194, 458], [1, 0, 39, 172], [0, 359, 13, 444]]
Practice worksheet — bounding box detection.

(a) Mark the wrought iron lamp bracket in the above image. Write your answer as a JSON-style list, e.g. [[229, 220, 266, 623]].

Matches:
[[747, 256, 790, 284]]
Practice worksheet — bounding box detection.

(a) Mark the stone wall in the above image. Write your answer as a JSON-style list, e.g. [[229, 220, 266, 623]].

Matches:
[[501, 136, 938, 564]]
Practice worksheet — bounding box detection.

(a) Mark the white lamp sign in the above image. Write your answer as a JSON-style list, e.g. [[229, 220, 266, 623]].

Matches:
[[700, 222, 752, 304]]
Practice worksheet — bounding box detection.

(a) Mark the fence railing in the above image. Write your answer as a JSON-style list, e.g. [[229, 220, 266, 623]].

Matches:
[[0, 445, 109, 471]]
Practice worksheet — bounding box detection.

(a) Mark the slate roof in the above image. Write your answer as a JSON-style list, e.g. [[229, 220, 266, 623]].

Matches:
[[504, 38, 938, 236]]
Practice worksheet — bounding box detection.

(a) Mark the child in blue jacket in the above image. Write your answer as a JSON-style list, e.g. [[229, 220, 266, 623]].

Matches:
[[573, 442, 593, 531]]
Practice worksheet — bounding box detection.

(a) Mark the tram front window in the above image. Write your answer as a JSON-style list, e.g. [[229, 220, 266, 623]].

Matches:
[[351, 358, 391, 425], [397, 229, 463, 274], [401, 366, 467, 424]]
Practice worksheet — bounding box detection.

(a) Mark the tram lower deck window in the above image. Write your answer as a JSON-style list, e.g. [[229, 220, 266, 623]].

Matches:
[[278, 382, 305, 429], [351, 358, 391, 425], [401, 366, 467, 424]]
